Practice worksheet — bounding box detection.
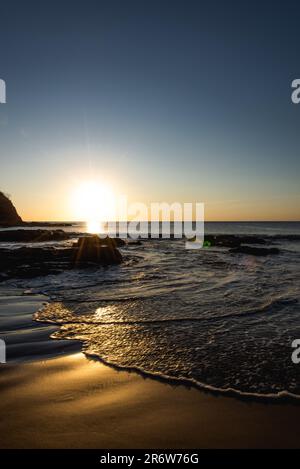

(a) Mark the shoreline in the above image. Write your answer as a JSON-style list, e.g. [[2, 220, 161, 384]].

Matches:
[[1, 291, 300, 448], [83, 351, 300, 404], [1, 352, 300, 448], [1, 269, 300, 448]]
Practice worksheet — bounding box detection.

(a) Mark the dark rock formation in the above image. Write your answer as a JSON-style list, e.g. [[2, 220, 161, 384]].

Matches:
[[203, 234, 266, 248], [72, 235, 123, 264], [0, 235, 123, 281], [25, 222, 73, 227], [268, 234, 300, 242], [127, 240, 143, 246], [0, 229, 71, 242], [229, 245, 279, 256], [0, 192, 23, 227], [0, 246, 66, 280], [185, 234, 267, 247], [108, 236, 126, 247], [0, 229, 127, 244]]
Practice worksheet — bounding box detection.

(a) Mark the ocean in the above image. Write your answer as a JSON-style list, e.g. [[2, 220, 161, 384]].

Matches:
[[1, 221, 300, 399]]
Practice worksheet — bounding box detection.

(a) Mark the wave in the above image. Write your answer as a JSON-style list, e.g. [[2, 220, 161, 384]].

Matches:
[[35, 295, 298, 327], [83, 350, 300, 403]]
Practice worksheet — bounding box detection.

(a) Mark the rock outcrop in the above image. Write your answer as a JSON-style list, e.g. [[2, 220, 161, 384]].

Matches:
[[72, 235, 123, 264], [203, 234, 266, 248], [0, 192, 23, 227], [0, 229, 71, 242], [0, 235, 123, 281], [229, 246, 279, 256]]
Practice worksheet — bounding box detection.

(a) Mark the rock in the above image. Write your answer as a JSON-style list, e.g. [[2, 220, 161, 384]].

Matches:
[[0, 192, 23, 227], [229, 246, 279, 256], [0, 229, 71, 242], [0, 246, 69, 280], [269, 234, 300, 242], [113, 237, 126, 247], [25, 222, 73, 227], [203, 235, 266, 248], [186, 234, 267, 247], [0, 230, 127, 244], [0, 235, 123, 281], [72, 235, 123, 264], [238, 236, 266, 245], [127, 240, 142, 246]]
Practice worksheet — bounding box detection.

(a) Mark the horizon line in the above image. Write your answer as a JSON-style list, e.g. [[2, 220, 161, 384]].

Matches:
[[19, 219, 300, 224]]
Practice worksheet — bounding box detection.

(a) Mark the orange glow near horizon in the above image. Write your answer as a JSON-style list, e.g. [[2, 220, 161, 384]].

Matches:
[[10, 185, 300, 223]]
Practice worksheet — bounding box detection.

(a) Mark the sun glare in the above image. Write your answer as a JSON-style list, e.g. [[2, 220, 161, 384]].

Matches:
[[71, 181, 116, 234]]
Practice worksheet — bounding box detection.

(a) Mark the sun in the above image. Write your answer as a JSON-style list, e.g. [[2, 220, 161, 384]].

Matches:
[[70, 181, 116, 233]]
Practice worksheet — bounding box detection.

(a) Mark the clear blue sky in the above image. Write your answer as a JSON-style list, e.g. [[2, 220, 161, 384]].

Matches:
[[0, 0, 299, 220]]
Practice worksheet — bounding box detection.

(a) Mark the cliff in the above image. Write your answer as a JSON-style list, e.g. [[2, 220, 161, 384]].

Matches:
[[0, 192, 23, 227]]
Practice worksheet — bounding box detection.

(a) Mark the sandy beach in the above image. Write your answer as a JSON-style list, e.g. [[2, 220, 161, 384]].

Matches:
[[1, 280, 300, 449], [0, 352, 300, 449]]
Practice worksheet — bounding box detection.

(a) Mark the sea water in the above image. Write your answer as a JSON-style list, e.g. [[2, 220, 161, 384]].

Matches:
[[1, 222, 300, 399]]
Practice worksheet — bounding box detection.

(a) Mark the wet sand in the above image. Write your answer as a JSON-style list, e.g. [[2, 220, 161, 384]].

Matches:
[[1, 289, 300, 448], [1, 352, 300, 448], [0, 289, 81, 362]]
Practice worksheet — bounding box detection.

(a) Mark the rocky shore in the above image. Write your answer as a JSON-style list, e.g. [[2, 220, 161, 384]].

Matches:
[[0, 229, 282, 282], [0, 190, 284, 281], [0, 235, 123, 281], [0, 229, 73, 242]]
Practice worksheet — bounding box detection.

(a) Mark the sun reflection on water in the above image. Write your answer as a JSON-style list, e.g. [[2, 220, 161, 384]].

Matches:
[[86, 220, 105, 234]]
